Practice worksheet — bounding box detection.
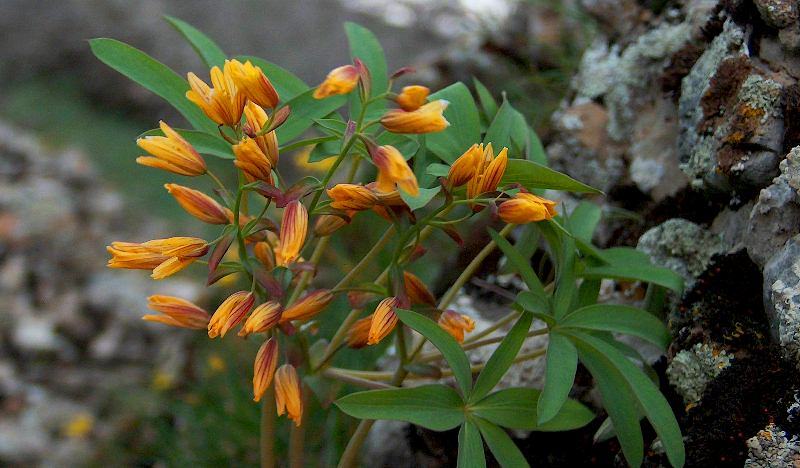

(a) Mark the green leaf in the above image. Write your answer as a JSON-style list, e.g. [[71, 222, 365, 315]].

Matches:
[[484, 99, 527, 156], [581, 247, 684, 293], [458, 421, 486, 468], [335, 384, 464, 431], [308, 139, 340, 163], [276, 89, 347, 142], [552, 233, 577, 319], [426, 163, 450, 178], [514, 292, 551, 320], [473, 78, 498, 120], [576, 279, 602, 308], [538, 332, 578, 425], [395, 309, 472, 396], [470, 312, 533, 402], [560, 304, 671, 350], [527, 128, 548, 165], [400, 186, 440, 212], [138, 127, 233, 159], [376, 133, 419, 159], [90, 38, 215, 133], [313, 118, 347, 136], [164, 15, 226, 68], [235, 55, 308, 101], [568, 201, 602, 242], [474, 417, 529, 468], [427, 83, 481, 163], [345, 22, 388, 103], [501, 159, 602, 194], [489, 228, 547, 301], [568, 331, 685, 468], [472, 388, 594, 431]]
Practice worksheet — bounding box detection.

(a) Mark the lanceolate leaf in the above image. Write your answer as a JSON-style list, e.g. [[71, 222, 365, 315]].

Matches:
[[427, 83, 481, 163], [457, 421, 486, 468], [552, 234, 577, 319], [138, 128, 233, 159], [568, 201, 602, 242], [335, 384, 464, 431], [470, 312, 533, 402], [474, 417, 530, 468], [581, 247, 684, 293], [400, 186, 440, 212], [395, 309, 472, 396], [276, 89, 347, 142], [484, 99, 528, 156], [560, 304, 671, 349], [537, 332, 578, 425], [90, 38, 216, 133], [235, 56, 309, 101], [473, 78, 498, 121], [164, 15, 226, 67], [501, 159, 602, 194], [489, 228, 547, 300], [527, 128, 548, 165], [472, 388, 595, 432]]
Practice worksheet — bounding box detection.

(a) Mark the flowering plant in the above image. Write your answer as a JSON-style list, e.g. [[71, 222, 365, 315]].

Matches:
[[92, 16, 686, 467]]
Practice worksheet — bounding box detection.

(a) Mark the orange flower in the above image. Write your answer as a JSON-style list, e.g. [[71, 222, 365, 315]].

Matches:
[[438, 311, 476, 343], [243, 102, 279, 166], [466, 144, 508, 206], [136, 121, 206, 176], [253, 337, 279, 402], [253, 241, 275, 270], [207, 291, 255, 338], [233, 137, 273, 183], [403, 272, 436, 306], [498, 192, 558, 224], [164, 183, 231, 224], [107, 237, 208, 279], [274, 364, 303, 426], [186, 66, 246, 127], [380, 100, 449, 134], [226, 59, 280, 109], [346, 315, 373, 349], [371, 145, 419, 196], [395, 85, 429, 111], [313, 65, 359, 99], [280, 290, 333, 323], [368, 297, 399, 345], [448, 144, 484, 187], [327, 184, 378, 210], [274, 201, 308, 267], [314, 212, 353, 237], [239, 301, 282, 336], [142, 295, 210, 329]]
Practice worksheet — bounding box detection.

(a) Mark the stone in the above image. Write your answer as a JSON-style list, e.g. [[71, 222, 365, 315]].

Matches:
[[666, 342, 733, 405], [745, 423, 800, 467], [764, 236, 800, 366], [753, 0, 798, 29]]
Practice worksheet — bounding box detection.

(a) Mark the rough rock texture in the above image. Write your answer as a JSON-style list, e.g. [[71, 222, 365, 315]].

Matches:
[[666, 342, 732, 405], [745, 423, 800, 467], [764, 236, 800, 366], [0, 122, 202, 465]]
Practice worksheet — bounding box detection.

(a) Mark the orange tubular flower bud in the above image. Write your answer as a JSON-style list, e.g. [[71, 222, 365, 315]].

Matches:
[[136, 121, 206, 176], [380, 100, 450, 134], [186, 66, 246, 127], [498, 192, 558, 224], [368, 297, 399, 345], [243, 102, 279, 166], [141, 237, 209, 257], [107, 237, 208, 279], [448, 144, 484, 187], [371, 145, 419, 196], [142, 295, 210, 329], [274, 201, 308, 267], [239, 301, 283, 336], [164, 184, 231, 224], [253, 241, 276, 270], [438, 311, 476, 343], [207, 291, 255, 338], [327, 184, 378, 210], [274, 364, 303, 426], [313, 65, 359, 99], [346, 315, 373, 349], [253, 337, 279, 402], [395, 85, 430, 111], [280, 289, 333, 323], [314, 212, 353, 237], [226, 59, 280, 109], [106, 242, 169, 270], [233, 137, 273, 184], [467, 144, 509, 204], [403, 272, 436, 306]]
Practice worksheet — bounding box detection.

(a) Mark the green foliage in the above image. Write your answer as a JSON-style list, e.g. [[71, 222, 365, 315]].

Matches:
[[164, 15, 227, 68], [138, 127, 233, 159], [427, 83, 481, 163]]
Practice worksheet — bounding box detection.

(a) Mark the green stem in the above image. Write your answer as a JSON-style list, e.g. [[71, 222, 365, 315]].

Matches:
[[288, 383, 309, 468], [260, 386, 276, 468], [333, 225, 395, 291], [322, 368, 394, 389]]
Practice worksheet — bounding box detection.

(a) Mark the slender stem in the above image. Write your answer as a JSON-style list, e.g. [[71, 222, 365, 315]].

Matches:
[[260, 387, 276, 468], [288, 384, 309, 468], [323, 368, 394, 389], [286, 236, 330, 306], [416, 327, 550, 363], [333, 226, 395, 291], [206, 169, 230, 198], [314, 309, 363, 372], [338, 420, 375, 468], [462, 310, 521, 345]]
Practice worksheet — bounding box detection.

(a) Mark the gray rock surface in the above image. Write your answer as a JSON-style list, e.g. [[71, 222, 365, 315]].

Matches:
[[764, 236, 800, 367]]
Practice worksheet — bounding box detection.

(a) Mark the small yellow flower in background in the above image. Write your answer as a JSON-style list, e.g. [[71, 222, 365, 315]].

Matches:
[[281, 289, 333, 323], [239, 301, 282, 336], [186, 66, 246, 127], [368, 297, 399, 345], [314, 212, 353, 237], [274, 201, 308, 267], [233, 137, 274, 184], [136, 121, 207, 176], [371, 145, 419, 196], [448, 144, 484, 187], [243, 102, 279, 166], [226, 59, 280, 109], [313, 65, 359, 99], [466, 143, 508, 204], [275, 364, 303, 426], [143, 295, 210, 329], [107, 237, 208, 279], [151, 369, 176, 391], [380, 100, 449, 134], [403, 272, 436, 306], [327, 184, 378, 211], [63, 412, 94, 439], [438, 311, 476, 343], [346, 315, 373, 349], [207, 291, 255, 338], [498, 192, 558, 224], [164, 183, 232, 225], [395, 85, 429, 111], [207, 353, 226, 373], [253, 337, 279, 402]]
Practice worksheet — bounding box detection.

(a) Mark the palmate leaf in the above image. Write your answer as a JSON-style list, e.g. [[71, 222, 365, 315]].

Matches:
[[335, 384, 464, 431], [501, 159, 602, 194], [138, 128, 233, 159], [457, 420, 486, 468], [427, 83, 481, 163], [471, 387, 595, 431], [165, 15, 226, 67], [469, 312, 533, 402], [473, 417, 529, 468], [537, 332, 578, 425]]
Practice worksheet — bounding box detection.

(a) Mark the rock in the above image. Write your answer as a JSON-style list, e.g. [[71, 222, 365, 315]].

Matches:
[[764, 236, 800, 366], [744, 423, 800, 467], [666, 342, 733, 405], [753, 0, 798, 29]]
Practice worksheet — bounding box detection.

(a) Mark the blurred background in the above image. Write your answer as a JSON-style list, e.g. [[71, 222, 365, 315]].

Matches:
[[0, 0, 597, 465]]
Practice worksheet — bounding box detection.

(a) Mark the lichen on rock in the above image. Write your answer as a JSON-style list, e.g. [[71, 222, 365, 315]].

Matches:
[[744, 423, 800, 467], [666, 342, 733, 405]]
